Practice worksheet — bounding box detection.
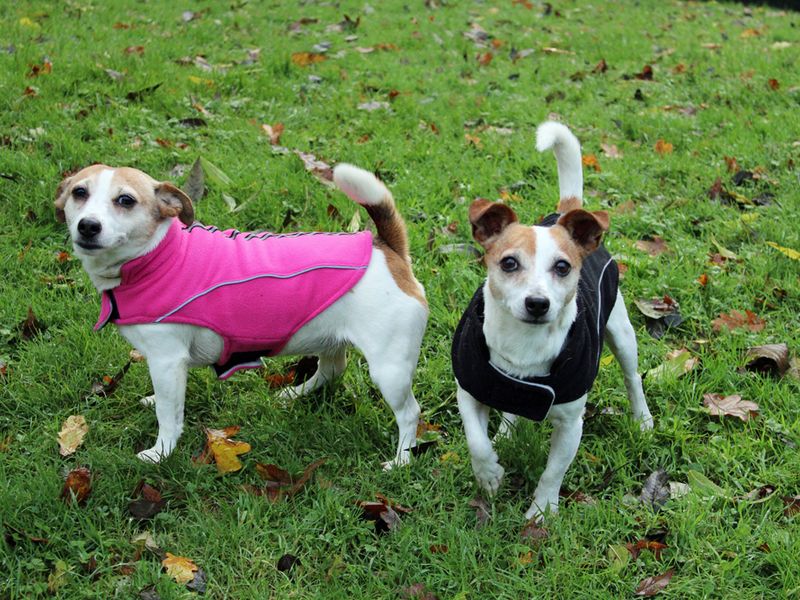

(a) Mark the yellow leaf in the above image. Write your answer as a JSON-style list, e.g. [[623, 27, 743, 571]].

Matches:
[[654, 139, 674, 155], [600, 354, 615, 368], [19, 17, 40, 29], [188, 75, 213, 86], [205, 427, 251, 473], [766, 242, 800, 261], [162, 553, 198, 585], [291, 52, 327, 67], [440, 451, 461, 464], [58, 415, 88, 457]]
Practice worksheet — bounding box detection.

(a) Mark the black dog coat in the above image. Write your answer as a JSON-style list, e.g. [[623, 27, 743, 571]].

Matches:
[[451, 215, 619, 421]]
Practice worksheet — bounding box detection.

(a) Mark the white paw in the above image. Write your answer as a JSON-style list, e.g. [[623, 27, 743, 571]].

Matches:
[[638, 413, 655, 431], [137, 447, 165, 463], [276, 386, 299, 402], [473, 455, 505, 496], [139, 394, 156, 408], [382, 449, 412, 471], [525, 496, 559, 522]]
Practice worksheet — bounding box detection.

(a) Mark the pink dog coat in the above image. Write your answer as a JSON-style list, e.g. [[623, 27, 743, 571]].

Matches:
[[95, 219, 373, 379]]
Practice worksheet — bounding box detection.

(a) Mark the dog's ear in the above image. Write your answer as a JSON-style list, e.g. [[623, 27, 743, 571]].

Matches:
[[54, 176, 71, 223], [469, 199, 518, 246], [557, 209, 609, 254], [155, 182, 195, 226]]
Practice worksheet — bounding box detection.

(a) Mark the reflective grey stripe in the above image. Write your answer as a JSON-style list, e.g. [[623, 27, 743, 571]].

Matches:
[[218, 360, 264, 379], [155, 264, 368, 322], [595, 257, 614, 365]]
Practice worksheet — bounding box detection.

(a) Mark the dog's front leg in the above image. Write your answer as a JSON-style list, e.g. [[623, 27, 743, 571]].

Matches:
[[527, 397, 586, 521], [137, 356, 188, 463], [457, 386, 504, 495]]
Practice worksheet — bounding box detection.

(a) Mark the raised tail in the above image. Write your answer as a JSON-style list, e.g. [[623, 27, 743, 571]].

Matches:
[[333, 164, 409, 261], [535, 121, 583, 212]]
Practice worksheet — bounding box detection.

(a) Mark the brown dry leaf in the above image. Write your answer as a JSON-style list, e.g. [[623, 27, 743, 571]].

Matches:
[[635, 64, 654, 80], [124, 45, 145, 55], [401, 583, 439, 600], [703, 394, 759, 422], [634, 236, 669, 256], [477, 52, 493, 66], [61, 467, 92, 505], [593, 58, 608, 73], [767, 78, 780, 91], [627, 539, 668, 560], [724, 156, 739, 173], [712, 309, 765, 333], [19, 306, 46, 340], [58, 415, 88, 457], [162, 553, 198, 585], [601, 143, 622, 158], [520, 521, 549, 543], [291, 52, 326, 67], [740, 28, 762, 38], [128, 480, 166, 520], [261, 123, 284, 145], [744, 344, 790, 377], [464, 134, 482, 148], [635, 569, 674, 596], [252, 457, 327, 501], [294, 150, 334, 186], [204, 427, 251, 473], [783, 495, 800, 517], [654, 139, 673, 155], [582, 154, 601, 172]]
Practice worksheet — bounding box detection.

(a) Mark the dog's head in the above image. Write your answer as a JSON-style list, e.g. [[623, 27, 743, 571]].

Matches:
[[55, 165, 193, 261], [469, 199, 609, 325]]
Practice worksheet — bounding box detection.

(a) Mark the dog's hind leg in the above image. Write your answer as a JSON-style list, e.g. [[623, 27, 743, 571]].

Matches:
[[494, 412, 518, 441], [277, 349, 347, 400], [605, 291, 654, 431]]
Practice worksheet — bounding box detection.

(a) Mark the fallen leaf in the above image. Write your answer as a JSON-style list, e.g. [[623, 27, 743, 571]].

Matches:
[[740, 484, 776, 502], [767, 78, 780, 91], [261, 123, 284, 145], [477, 52, 493, 66], [669, 482, 691, 499], [162, 553, 198, 585], [593, 58, 608, 73], [294, 150, 334, 186], [627, 539, 668, 560], [357, 494, 411, 534], [18, 306, 46, 340], [183, 158, 205, 203], [646, 349, 697, 381], [608, 544, 631, 572], [686, 470, 728, 498], [204, 427, 251, 473], [582, 154, 601, 172], [401, 583, 439, 600], [703, 394, 759, 422], [88, 359, 131, 398], [634, 568, 674, 596], [199, 157, 232, 188], [124, 45, 145, 56], [464, 134, 482, 148], [125, 82, 162, 102], [468, 495, 491, 528], [277, 553, 301, 573], [766, 241, 800, 261], [58, 415, 88, 457], [520, 521, 549, 543], [61, 467, 92, 505], [291, 52, 326, 67], [428, 544, 448, 554], [601, 143, 622, 158], [640, 469, 670, 511], [634, 64, 654, 80], [712, 309, 765, 333], [634, 236, 669, 256], [252, 457, 327, 500], [634, 297, 683, 339], [783, 496, 800, 517], [654, 139, 673, 155], [743, 344, 790, 377], [47, 559, 69, 593], [128, 480, 166, 520]]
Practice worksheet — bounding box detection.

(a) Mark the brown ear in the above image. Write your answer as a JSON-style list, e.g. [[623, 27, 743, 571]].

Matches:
[[54, 177, 71, 223], [469, 199, 518, 246], [155, 182, 194, 226], [557, 209, 609, 254]]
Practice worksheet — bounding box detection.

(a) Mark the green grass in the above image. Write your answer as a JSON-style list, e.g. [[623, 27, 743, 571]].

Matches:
[[1, 0, 799, 597]]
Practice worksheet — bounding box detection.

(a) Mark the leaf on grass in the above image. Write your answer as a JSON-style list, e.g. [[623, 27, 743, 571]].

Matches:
[[654, 139, 673, 155], [712, 309, 765, 333], [125, 82, 162, 102], [601, 143, 622, 158], [277, 553, 301, 573], [199, 157, 232, 188], [47, 559, 69, 593], [357, 494, 411, 534], [783, 496, 800, 517], [627, 539, 668, 560], [61, 467, 91, 505], [162, 553, 198, 585], [686, 470, 727, 498], [58, 415, 88, 456], [183, 158, 205, 203], [202, 426, 251, 473], [639, 469, 670, 511], [669, 482, 691, 499], [291, 52, 327, 67], [739, 484, 775, 502], [128, 480, 166, 520], [634, 236, 669, 256], [401, 583, 439, 600], [261, 123, 284, 145], [18, 306, 46, 341], [608, 544, 631, 572], [766, 241, 800, 261], [634, 296, 683, 339], [634, 569, 674, 596], [634, 64, 654, 80], [646, 349, 698, 382], [703, 394, 759, 422], [294, 150, 334, 186], [468, 495, 491, 528], [743, 344, 790, 377], [252, 457, 327, 500], [520, 520, 549, 543], [582, 154, 601, 172]]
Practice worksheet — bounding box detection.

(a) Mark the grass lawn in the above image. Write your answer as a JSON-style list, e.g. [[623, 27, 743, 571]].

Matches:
[[1, 0, 799, 597]]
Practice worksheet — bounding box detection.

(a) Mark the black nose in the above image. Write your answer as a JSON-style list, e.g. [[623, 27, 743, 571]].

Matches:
[[77, 218, 102, 239], [525, 296, 550, 318]]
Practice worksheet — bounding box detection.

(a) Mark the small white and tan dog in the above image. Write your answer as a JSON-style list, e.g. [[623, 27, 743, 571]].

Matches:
[[453, 122, 653, 521], [55, 163, 427, 466]]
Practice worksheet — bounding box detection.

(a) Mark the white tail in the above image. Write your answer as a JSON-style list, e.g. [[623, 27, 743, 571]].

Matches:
[[535, 121, 583, 204]]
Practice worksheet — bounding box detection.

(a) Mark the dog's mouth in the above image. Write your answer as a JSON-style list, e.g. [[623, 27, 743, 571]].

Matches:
[[75, 240, 105, 251]]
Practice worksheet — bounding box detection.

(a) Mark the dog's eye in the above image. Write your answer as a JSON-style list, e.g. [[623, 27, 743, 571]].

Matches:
[[72, 186, 88, 199], [115, 194, 137, 208], [500, 256, 519, 272], [553, 260, 571, 277]]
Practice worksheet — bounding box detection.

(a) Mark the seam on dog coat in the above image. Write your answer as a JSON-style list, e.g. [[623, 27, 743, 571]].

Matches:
[[451, 214, 619, 421], [95, 219, 373, 379]]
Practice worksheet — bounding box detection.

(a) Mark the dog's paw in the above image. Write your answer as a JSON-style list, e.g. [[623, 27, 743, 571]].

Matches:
[[473, 456, 505, 496], [136, 447, 166, 463], [525, 496, 559, 522], [638, 412, 655, 432], [382, 449, 412, 471], [139, 394, 156, 408]]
